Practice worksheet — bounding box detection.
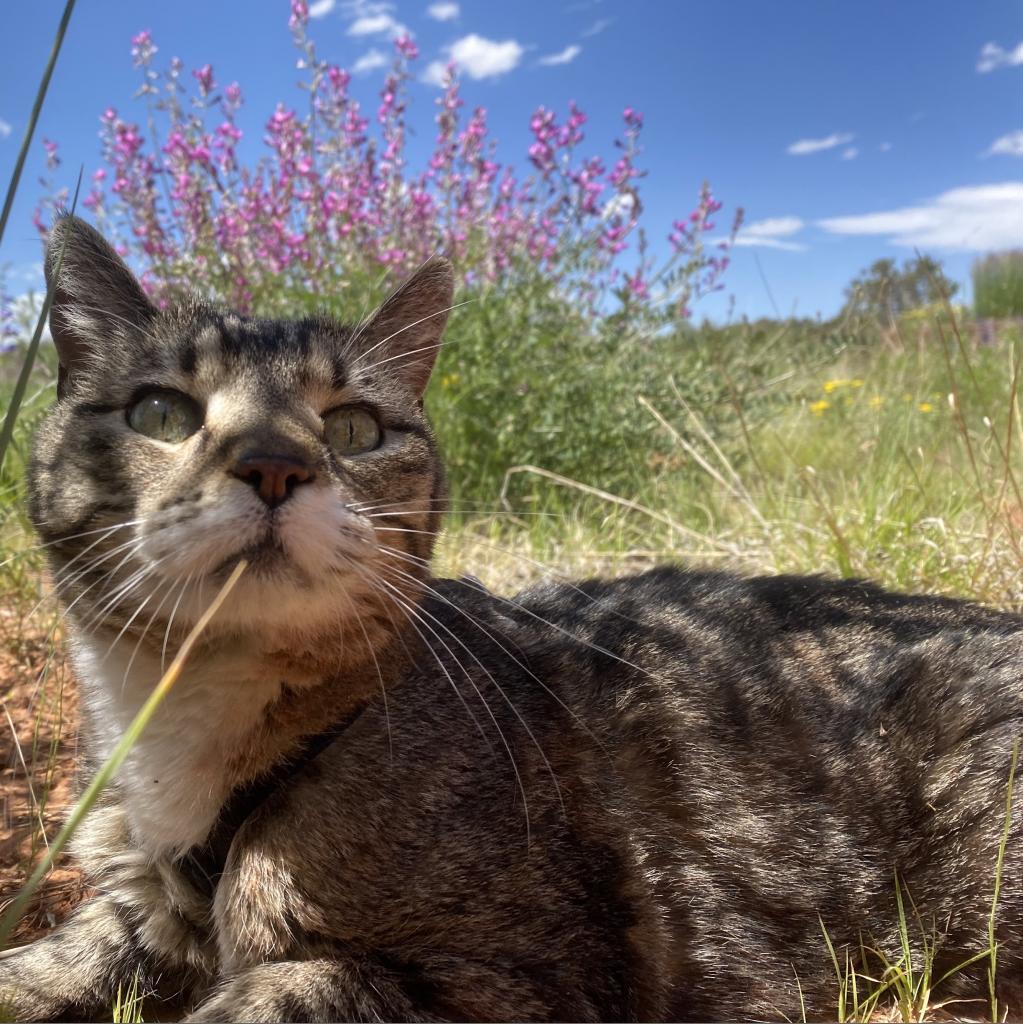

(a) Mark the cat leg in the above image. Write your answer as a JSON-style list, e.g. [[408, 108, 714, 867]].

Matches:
[[183, 958, 430, 1023], [0, 820, 215, 1020], [185, 955, 561, 1023], [0, 895, 153, 1021], [0, 886, 220, 1022]]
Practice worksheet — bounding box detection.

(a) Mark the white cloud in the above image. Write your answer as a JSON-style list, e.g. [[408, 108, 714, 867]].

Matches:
[[841, 146, 859, 161], [601, 193, 635, 221], [450, 33, 523, 77], [340, 0, 392, 13], [308, 0, 336, 16], [787, 132, 854, 156], [732, 236, 806, 252], [538, 44, 581, 66], [732, 216, 807, 251], [348, 12, 405, 35], [985, 131, 1023, 157], [744, 217, 804, 237], [337, 1, 405, 35], [426, 2, 459, 20], [818, 182, 1023, 251], [0, 119, 11, 140], [423, 60, 450, 86], [353, 48, 388, 73], [582, 17, 612, 37], [425, 33, 523, 84], [978, 40, 1023, 73]]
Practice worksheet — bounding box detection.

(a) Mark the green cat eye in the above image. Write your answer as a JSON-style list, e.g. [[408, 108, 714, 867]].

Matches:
[[127, 390, 203, 443], [323, 407, 381, 456]]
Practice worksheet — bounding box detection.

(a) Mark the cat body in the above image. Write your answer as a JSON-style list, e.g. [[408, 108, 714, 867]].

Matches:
[[2, 216, 1023, 1021]]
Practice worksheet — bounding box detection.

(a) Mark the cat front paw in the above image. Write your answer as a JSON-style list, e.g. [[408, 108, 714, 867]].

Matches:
[[183, 986, 287, 1023]]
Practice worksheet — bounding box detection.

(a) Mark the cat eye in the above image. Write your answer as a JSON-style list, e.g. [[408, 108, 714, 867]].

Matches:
[[127, 390, 203, 443], [323, 407, 381, 456]]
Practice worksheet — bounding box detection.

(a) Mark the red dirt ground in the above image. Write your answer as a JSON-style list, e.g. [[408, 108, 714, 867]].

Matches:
[[0, 613, 88, 946]]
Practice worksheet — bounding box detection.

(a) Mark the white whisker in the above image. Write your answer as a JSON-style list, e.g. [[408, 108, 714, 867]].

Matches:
[[372, 529, 659, 679], [354, 299, 473, 369], [372, 565, 565, 833], [378, 555, 606, 758]]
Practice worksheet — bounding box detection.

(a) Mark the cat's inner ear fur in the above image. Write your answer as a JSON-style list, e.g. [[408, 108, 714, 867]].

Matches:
[[45, 214, 157, 399], [355, 256, 454, 396]]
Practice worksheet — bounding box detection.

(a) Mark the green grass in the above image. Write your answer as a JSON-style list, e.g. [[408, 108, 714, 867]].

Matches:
[[811, 744, 1018, 1023], [817, 889, 990, 1024], [974, 251, 1023, 320], [423, 304, 1023, 616], [989, 742, 1019, 1022], [110, 968, 146, 1024]]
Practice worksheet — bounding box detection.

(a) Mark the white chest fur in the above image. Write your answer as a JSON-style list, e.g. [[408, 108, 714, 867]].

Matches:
[[72, 634, 284, 858]]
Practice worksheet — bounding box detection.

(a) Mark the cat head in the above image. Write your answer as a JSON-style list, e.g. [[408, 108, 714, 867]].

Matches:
[[29, 215, 452, 658]]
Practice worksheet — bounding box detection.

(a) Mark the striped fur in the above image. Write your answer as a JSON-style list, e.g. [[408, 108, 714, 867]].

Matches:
[[4, 217, 1023, 1021]]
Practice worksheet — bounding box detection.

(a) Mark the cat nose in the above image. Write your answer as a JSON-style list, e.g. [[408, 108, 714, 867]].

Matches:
[[231, 455, 315, 508]]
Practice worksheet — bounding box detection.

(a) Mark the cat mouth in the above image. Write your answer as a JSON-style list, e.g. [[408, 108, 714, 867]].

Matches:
[[212, 534, 294, 579]]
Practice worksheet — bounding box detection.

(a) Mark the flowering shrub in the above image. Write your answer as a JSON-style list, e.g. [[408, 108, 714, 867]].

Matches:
[[32, 1, 738, 327], [23, 2, 743, 507]]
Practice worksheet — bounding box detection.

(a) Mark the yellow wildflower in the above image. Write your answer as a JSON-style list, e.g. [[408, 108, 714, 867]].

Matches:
[[918, 402, 934, 413], [850, 379, 865, 388], [823, 379, 847, 394], [810, 399, 830, 415], [869, 395, 884, 409]]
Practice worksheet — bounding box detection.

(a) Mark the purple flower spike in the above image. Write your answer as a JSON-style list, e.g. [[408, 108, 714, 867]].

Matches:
[[29, 19, 734, 320]]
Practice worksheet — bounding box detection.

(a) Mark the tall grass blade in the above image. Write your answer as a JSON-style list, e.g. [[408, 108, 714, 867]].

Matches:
[[819, 915, 848, 1022], [988, 739, 1019, 1022], [893, 873, 914, 1016], [0, 559, 247, 949], [792, 967, 807, 1024], [0, 167, 81, 474], [0, 0, 77, 247], [111, 967, 145, 1023]]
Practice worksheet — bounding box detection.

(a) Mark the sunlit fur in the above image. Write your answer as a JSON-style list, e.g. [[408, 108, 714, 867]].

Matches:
[[6, 217, 1023, 1022]]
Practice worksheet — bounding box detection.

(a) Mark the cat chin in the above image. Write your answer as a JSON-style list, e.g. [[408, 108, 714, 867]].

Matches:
[[185, 565, 386, 636], [117, 548, 404, 650]]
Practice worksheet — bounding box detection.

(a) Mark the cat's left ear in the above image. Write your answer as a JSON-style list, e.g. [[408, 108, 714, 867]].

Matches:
[[45, 214, 157, 399], [355, 256, 454, 396]]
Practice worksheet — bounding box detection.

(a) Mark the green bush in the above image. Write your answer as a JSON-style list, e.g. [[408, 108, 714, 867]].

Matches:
[[973, 251, 1023, 319]]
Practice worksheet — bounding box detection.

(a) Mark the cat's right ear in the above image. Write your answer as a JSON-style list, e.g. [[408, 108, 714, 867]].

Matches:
[[45, 215, 156, 399]]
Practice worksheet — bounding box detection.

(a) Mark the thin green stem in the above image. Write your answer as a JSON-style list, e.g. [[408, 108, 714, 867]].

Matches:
[[0, 560, 247, 949], [0, 0, 78, 248], [988, 740, 1019, 1023], [0, 168, 81, 475]]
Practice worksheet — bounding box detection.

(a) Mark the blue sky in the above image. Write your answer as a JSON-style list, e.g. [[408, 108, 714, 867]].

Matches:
[[2, 0, 1023, 322]]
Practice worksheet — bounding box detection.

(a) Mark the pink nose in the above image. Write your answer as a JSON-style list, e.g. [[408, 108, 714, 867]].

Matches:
[[231, 456, 314, 508]]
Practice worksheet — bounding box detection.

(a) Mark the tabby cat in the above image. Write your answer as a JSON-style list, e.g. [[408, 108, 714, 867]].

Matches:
[[1, 214, 1022, 1022]]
